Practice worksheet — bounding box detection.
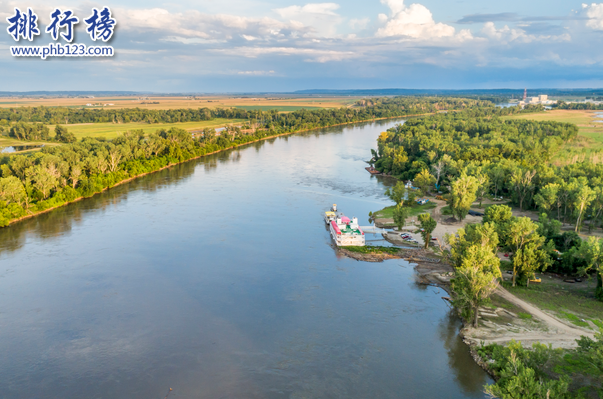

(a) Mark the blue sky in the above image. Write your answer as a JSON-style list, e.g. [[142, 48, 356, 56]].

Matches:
[[1, 0, 602, 92]]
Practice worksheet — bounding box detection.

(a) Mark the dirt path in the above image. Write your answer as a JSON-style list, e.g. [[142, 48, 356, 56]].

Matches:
[[462, 286, 595, 349]]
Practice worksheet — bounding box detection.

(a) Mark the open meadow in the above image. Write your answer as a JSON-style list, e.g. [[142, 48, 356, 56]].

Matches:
[[505, 109, 603, 164]]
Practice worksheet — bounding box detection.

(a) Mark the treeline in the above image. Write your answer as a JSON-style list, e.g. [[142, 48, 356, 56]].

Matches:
[[8, 122, 76, 142], [0, 127, 276, 227], [0, 97, 493, 125], [554, 101, 603, 110]]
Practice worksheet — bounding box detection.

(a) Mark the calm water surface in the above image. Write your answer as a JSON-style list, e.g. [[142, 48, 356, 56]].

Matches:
[[0, 120, 491, 398]]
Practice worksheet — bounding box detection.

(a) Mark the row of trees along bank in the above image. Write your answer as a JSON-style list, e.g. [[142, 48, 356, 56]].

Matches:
[[0, 97, 501, 227], [0, 96, 496, 125]]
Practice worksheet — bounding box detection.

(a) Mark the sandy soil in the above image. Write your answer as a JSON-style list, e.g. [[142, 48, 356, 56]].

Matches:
[[461, 286, 595, 349]]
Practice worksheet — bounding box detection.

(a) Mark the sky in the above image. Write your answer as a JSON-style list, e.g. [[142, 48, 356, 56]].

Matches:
[[1, 0, 603, 92]]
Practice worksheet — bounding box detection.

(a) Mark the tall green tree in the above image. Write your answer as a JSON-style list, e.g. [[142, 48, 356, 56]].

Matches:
[[449, 172, 479, 221], [393, 204, 409, 231], [572, 182, 595, 232], [385, 181, 408, 206], [450, 244, 501, 327], [577, 237, 603, 300], [509, 169, 537, 211], [414, 169, 436, 195], [417, 213, 437, 249], [0, 176, 26, 206], [506, 217, 548, 287]]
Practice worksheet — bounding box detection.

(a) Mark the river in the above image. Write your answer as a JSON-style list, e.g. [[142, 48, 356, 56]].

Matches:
[[0, 119, 491, 398]]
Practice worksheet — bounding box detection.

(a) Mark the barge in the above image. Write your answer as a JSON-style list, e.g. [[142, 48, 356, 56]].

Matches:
[[329, 218, 365, 247]]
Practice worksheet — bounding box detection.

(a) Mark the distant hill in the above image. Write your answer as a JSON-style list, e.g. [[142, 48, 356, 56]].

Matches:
[[294, 88, 603, 97]]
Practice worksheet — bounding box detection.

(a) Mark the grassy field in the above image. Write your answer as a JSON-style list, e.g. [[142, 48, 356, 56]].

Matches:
[[47, 118, 246, 140], [0, 95, 358, 111], [373, 202, 437, 219], [505, 110, 603, 164], [501, 277, 603, 329]]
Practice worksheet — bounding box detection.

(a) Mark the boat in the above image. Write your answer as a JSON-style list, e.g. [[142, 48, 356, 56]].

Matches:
[[324, 211, 336, 224], [329, 214, 365, 247]]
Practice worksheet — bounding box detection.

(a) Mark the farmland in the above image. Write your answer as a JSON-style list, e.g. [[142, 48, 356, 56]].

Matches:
[[0, 95, 358, 111]]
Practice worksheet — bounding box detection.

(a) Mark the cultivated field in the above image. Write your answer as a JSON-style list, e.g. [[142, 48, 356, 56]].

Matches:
[[0, 95, 358, 111]]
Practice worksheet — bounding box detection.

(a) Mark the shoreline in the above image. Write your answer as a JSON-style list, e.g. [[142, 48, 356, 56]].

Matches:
[[3, 114, 421, 229]]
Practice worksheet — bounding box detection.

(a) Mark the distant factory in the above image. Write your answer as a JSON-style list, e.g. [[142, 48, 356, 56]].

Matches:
[[517, 90, 556, 106]]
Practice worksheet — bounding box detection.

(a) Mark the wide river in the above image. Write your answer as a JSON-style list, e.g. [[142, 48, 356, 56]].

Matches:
[[0, 119, 491, 398]]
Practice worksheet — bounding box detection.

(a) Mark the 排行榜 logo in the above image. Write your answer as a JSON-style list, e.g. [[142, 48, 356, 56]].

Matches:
[[7, 6, 116, 59]]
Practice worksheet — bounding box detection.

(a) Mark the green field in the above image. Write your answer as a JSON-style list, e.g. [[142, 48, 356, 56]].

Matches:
[[373, 202, 437, 219], [48, 118, 246, 140], [505, 110, 603, 164]]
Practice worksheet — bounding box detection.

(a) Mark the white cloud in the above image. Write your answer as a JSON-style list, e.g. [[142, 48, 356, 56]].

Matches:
[[481, 22, 571, 43], [376, 0, 469, 40], [274, 3, 343, 37], [114, 7, 310, 41], [237, 70, 276, 75], [349, 18, 370, 30], [212, 46, 359, 62], [583, 3, 603, 29]]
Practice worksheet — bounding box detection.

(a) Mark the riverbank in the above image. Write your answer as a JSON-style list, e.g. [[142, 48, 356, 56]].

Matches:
[[2, 114, 420, 229]]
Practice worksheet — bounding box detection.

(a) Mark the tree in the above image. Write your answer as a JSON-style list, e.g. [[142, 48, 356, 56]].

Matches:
[[25, 165, 58, 199], [417, 213, 437, 249], [0, 176, 26, 206], [414, 169, 436, 195], [572, 182, 595, 232], [483, 205, 513, 225], [474, 173, 490, 208], [577, 237, 603, 301], [506, 217, 548, 287], [513, 242, 551, 287], [431, 158, 446, 188], [534, 183, 560, 217], [393, 204, 409, 231], [449, 172, 479, 221], [509, 169, 537, 211], [484, 342, 570, 399], [447, 223, 499, 269], [450, 244, 501, 327], [488, 165, 506, 198], [385, 181, 408, 206], [536, 213, 561, 240], [54, 125, 76, 143]]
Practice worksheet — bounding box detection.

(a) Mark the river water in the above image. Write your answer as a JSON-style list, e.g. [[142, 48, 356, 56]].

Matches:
[[0, 119, 491, 398]]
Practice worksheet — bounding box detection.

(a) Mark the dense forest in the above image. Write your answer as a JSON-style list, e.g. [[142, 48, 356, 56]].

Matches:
[[372, 109, 603, 286]]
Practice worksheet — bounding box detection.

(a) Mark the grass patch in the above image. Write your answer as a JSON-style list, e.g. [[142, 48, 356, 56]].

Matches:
[[591, 319, 603, 329], [48, 118, 247, 140], [518, 312, 533, 319], [373, 201, 437, 219], [560, 311, 591, 328], [502, 280, 603, 322], [341, 245, 400, 255]]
